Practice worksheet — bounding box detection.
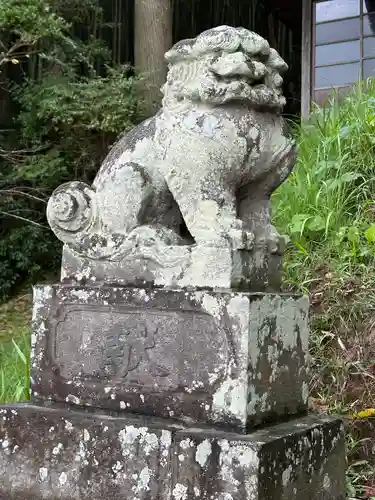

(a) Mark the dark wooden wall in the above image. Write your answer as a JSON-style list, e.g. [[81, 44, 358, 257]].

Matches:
[[0, 0, 302, 124], [103, 0, 302, 115]]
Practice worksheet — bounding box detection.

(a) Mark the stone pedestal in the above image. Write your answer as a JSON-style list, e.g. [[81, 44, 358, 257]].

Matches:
[[0, 25, 347, 500], [31, 285, 309, 431], [61, 241, 284, 292], [0, 403, 345, 500], [0, 283, 346, 499]]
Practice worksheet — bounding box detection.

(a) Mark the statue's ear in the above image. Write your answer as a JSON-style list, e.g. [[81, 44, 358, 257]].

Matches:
[[268, 48, 288, 74]]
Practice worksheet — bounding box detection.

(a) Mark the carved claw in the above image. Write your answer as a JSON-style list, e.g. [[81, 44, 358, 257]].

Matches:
[[227, 228, 255, 251], [266, 236, 283, 255], [255, 230, 285, 256]]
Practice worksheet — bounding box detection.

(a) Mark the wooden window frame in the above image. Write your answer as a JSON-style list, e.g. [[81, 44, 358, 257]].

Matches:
[[302, 0, 375, 117], [301, 0, 313, 119]]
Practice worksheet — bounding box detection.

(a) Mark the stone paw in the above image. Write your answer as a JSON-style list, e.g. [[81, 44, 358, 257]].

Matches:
[[256, 233, 285, 255], [227, 228, 255, 251]]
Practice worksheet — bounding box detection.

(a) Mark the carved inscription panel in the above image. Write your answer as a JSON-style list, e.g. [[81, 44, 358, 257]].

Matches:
[[52, 306, 229, 393]]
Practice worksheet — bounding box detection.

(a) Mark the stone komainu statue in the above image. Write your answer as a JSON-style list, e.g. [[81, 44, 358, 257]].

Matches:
[[46, 26, 296, 290]]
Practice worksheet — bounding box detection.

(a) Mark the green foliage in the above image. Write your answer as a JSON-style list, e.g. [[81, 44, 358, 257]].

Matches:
[[14, 67, 143, 184], [0, 221, 60, 300], [0, 334, 30, 403], [273, 80, 375, 288], [0, 0, 68, 41], [0, 0, 69, 69], [0, 295, 31, 404], [0, 0, 144, 301], [18, 68, 141, 139], [273, 81, 375, 499]]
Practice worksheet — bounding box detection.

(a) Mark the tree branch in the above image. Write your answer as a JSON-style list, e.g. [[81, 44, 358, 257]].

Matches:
[[0, 144, 52, 158], [0, 39, 37, 68], [0, 189, 47, 203], [0, 210, 48, 228]]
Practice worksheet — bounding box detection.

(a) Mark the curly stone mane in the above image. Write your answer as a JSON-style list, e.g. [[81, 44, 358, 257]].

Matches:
[[162, 26, 288, 111]]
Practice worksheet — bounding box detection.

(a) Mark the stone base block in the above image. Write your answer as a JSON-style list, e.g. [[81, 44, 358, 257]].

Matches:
[[61, 242, 283, 292], [0, 403, 346, 500], [31, 284, 309, 432]]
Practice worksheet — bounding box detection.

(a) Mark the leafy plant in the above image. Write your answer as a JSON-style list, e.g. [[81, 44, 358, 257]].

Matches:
[[0, 294, 31, 403], [272, 80, 375, 498], [273, 80, 375, 288], [0, 0, 144, 301], [0, 0, 69, 71]]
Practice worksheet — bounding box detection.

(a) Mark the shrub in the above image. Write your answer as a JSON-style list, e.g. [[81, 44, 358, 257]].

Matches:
[[272, 81, 375, 497], [273, 80, 375, 289], [0, 0, 144, 301]]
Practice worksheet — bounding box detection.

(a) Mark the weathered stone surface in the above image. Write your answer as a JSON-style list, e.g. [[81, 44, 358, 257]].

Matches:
[[0, 403, 346, 500], [46, 26, 296, 292], [31, 284, 309, 431], [60, 241, 283, 292]]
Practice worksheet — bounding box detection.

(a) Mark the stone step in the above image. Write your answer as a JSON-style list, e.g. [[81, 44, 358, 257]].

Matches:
[[0, 403, 345, 500]]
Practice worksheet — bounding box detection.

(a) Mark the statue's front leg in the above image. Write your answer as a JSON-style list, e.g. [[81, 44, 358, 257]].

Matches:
[[238, 139, 296, 255], [166, 172, 254, 250], [238, 196, 282, 255]]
